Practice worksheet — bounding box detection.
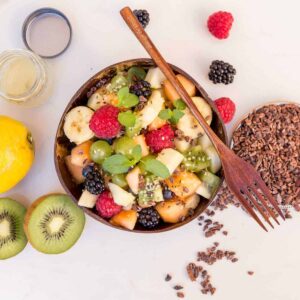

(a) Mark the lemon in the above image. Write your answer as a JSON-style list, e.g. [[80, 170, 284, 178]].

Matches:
[[0, 116, 34, 194]]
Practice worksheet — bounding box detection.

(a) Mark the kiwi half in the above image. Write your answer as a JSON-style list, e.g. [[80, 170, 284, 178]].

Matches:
[[0, 198, 27, 260], [24, 194, 85, 254]]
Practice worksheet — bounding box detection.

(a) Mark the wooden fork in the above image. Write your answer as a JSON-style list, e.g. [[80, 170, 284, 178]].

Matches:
[[120, 7, 285, 231]]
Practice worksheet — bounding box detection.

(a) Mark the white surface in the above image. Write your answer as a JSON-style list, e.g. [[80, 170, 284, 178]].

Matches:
[[1, 0, 300, 299]]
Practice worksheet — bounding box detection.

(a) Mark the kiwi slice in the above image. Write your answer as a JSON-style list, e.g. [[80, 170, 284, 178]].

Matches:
[[24, 194, 85, 254], [0, 198, 27, 260]]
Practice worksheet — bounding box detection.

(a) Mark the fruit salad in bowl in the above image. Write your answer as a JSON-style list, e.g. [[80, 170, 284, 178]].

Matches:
[[55, 59, 228, 232]]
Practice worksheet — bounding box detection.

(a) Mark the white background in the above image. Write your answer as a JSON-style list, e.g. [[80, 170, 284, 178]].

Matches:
[[1, 0, 300, 299]]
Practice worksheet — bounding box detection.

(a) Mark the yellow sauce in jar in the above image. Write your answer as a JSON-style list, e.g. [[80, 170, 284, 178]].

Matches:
[[0, 49, 50, 107], [0, 56, 37, 99]]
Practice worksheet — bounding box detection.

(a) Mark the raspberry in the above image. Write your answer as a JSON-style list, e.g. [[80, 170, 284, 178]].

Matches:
[[89, 104, 122, 139], [145, 124, 175, 153], [96, 190, 122, 218], [214, 97, 236, 123], [207, 11, 234, 39]]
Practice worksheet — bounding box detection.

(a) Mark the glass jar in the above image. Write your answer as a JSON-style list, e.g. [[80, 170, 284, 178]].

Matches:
[[0, 49, 51, 107]]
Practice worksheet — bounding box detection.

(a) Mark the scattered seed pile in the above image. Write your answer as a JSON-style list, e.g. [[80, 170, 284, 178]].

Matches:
[[197, 242, 238, 265], [198, 210, 228, 238], [212, 182, 240, 211], [165, 241, 239, 297], [232, 104, 300, 210]]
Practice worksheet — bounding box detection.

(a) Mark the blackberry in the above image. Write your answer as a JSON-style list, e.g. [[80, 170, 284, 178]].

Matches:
[[138, 207, 160, 229], [130, 80, 152, 98], [133, 9, 150, 28], [208, 60, 236, 84], [83, 165, 105, 195]]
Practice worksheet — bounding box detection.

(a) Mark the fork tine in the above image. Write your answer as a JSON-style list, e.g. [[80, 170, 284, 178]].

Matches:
[[255, 179, 285, 220], [243, 188, 274, 228], [231, 188, 268, 232], [250, 185, 280, 225]]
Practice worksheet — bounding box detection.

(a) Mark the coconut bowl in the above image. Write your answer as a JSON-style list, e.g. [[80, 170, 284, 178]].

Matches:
[[54, 58, 228, 233]]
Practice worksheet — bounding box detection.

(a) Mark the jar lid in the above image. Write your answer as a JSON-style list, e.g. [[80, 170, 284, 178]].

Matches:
[[22, 8, 72, 58]]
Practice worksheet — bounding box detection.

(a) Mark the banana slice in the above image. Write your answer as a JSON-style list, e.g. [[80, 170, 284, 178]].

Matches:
[[63, 106, 94, 145]]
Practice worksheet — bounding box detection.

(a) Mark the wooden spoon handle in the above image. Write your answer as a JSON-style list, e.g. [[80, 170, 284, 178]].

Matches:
[[120, 7, 226, 152]]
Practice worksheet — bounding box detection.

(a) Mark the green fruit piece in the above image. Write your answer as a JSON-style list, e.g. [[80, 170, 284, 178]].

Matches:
[[125, 118, 142, 138], [138, 154, 155, 174], [182, 145, 210, 172], [112, 174, 128, 188], [25, 194, 85, 254], [90, 140, 112, 164], [198, 170, 221, 195], [110, 75, 128, 92], [138, 175, 163, 208], [127, 66, 146, 83], [0, 198, 27, 260], [113, 136, 136, 157]]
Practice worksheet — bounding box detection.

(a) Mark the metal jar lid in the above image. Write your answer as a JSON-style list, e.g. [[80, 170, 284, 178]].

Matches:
[[22, 8, 72, 58]]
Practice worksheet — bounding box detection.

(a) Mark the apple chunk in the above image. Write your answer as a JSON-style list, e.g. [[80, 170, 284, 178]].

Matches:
[[176, 97, 212, 139], [125, 166, 141, 195], [156, 148, 184, 175], [78, 190, 98, 208], [108, 183, 136, 207]]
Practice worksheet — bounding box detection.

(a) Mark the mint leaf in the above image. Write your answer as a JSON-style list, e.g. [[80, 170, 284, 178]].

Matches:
[[118, 111, 136, 127], [143, 158, 170, 179], [127, 67, 146, 83], [174, 99, 186, 110], [117, 87, 139, 108], [102, 154, 132, 174], [170, 109, 184, 124], [159, 105, 185, 124], [158, 109, 173, 120], [131, 145, 142, 163]]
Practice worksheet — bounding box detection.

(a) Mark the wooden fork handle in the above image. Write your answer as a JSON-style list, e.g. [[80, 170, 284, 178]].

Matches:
[[120, 7, 228, 154]]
